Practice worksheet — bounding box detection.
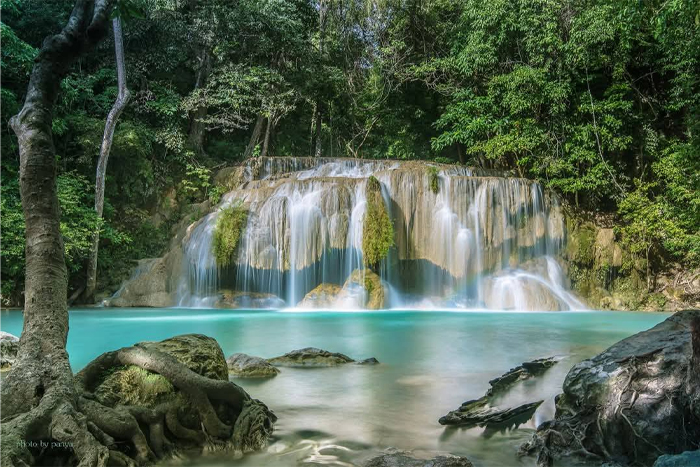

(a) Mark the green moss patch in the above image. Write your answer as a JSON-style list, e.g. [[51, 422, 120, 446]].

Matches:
[[363, 177, 394, 268], [212, 203, 248, 267], [95, 365, 174, 407], [428, 167, 439, 194]]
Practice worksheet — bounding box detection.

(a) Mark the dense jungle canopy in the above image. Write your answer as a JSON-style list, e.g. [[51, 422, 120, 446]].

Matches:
[[1, 0, 699, 306]]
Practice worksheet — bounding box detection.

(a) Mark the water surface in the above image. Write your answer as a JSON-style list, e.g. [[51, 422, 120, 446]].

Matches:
[[0, 309, 669, 466]]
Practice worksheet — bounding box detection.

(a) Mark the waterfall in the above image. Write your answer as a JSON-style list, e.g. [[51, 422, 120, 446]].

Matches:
[[173, 157, 584, 311]]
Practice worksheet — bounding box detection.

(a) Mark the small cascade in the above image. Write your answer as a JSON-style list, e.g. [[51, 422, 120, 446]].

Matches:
[[172, 157, 585, 310]]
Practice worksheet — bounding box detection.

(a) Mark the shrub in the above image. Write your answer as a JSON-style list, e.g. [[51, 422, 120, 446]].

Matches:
[[428, 167, 439, 194]]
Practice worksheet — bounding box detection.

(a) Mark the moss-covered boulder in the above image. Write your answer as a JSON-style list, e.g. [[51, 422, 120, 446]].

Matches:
[[268, 347, 355, 367], [81, 334, 275, 460], [340, 268, 385, 310], [297, 283, 342, 309], [95, 334, 229, 407], [362, 176, 394, 269]]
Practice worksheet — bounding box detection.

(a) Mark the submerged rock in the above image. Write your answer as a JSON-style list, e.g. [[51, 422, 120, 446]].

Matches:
[[227, 353, 279, 378], [653, 450, 700, 467], [365, 449, 473, 467], [487, 357, 557, 396], [215, 290, 285, 309], [521, 310, 700, 466], [439, 397, 542, 427], [0, 331, 19, 371], [268, 347, 355, 367], [357, 357, 380, 365], [298, 283, 342, 309]]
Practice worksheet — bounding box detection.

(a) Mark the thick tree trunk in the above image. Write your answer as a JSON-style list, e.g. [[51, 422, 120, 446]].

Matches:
[[188, 47, 210, 156], [84, 17, 131, 303], [261, 117, 272, 158], [243, 114, 264, 158], [2, 2, 115, 465]]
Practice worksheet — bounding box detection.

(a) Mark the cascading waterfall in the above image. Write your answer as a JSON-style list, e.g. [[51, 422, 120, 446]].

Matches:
[[174, 157, 584, 311]]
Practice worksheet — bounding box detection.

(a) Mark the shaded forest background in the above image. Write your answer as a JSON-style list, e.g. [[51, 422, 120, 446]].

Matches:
[[1, 0, 698, 305]]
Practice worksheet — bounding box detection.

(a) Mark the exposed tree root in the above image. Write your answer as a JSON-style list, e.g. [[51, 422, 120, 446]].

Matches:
[[1, 337, 276, 467]]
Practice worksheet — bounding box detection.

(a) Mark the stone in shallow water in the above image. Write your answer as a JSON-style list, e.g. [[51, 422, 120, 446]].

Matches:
[[268, 347, 355, 367], [357, 357, 380, 365], [439, 397, 543, 427], [227, 353, 279, 377], [364, 449, 473, 467], [487, 356, 557, 396]]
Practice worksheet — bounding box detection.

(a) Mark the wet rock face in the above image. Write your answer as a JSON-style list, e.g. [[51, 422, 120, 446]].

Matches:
[[107, 252, 181, 307], [364, 450, 473, 467], [341, 269, 385, 310], [522, 310, 700, 466], [268, 347, 355, 367], [227, 353, 279, 378], [298, 283, 343, 309], [0, 332, 19, 370]]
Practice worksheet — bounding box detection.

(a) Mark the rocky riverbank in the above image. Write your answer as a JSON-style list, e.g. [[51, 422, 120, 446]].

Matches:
[[521, 310, 700, 466]]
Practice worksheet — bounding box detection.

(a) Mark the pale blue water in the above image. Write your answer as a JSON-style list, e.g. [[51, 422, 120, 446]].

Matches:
[[0, 309, 669, 466]]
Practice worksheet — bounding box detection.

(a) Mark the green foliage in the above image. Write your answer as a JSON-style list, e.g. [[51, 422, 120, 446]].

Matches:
[[362, 178, 394, 269], [179, 163, 211, 202], [1, 170, 100, 304], [212, 203, 248, 267], [208, 184, 227, 205]]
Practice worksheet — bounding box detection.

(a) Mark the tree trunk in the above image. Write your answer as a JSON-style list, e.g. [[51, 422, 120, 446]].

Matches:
[[312, 0, 328, 158], [261, 117, 272, 158], [243, 114, 264, 158], [314, 106, 323, 157], [84, 17, 131, 303], [188, 47, 210, 156], [2, 2, 115, 465]]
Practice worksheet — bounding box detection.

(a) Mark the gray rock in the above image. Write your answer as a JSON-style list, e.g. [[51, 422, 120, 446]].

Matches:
[[522, 310, 700, 466], [215, 291, 285, 309], [227, 353, 280, 378], [1, 332, 19, 371], [357, 357, 380, 365], [297, 283, 342, 309], [268, 347, 355, 367], [365, 449, 472, 467], [487, 356, 557, 396], [653, 450, 700, 467], [439, 397, 542, 427]]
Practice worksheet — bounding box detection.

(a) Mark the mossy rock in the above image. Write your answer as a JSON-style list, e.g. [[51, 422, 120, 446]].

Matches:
[[362, 176, 394, 268], [342, 269, 385, 310], [213, 204, 248, 267], [93, 334, 228, 408], [566, 221, 596, 266]]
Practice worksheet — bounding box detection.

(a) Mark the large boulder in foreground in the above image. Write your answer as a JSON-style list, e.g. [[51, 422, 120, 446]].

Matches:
[[227, 353, 280, 378], [79, 334, 276, 460], [365, 449, 472, 467], [521, 310, 700, 466], [0, 332, 19, 371]]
